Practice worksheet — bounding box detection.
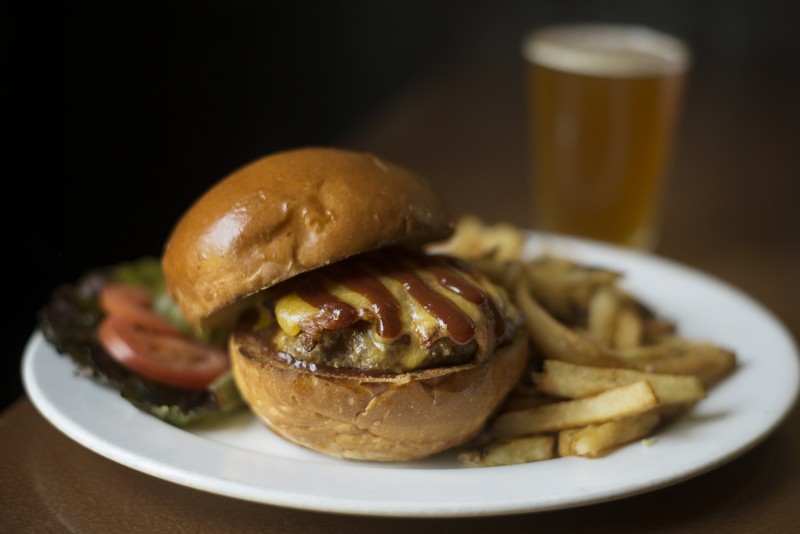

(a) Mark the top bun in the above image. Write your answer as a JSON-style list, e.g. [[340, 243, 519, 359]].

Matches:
[[162, 147, 454, 327]]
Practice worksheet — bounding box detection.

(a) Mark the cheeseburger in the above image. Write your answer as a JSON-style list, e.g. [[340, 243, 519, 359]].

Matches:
[[162, 147, 528, 461]]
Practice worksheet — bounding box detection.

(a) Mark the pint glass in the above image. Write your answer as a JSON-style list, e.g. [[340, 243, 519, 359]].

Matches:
[[523, 24, 690, 249]]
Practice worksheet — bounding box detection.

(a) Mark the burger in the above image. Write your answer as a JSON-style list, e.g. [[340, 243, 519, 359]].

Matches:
[[162, 147, 528, 461]]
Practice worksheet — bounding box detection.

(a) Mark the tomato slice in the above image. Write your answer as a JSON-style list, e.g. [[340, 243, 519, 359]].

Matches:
[[100, 283, 183, 335], [98, 316, 229, 391]]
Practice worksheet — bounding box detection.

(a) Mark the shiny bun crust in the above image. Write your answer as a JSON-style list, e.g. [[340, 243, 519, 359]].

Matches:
[[229, 329, 529, 461], [162, 147, 454, 327]]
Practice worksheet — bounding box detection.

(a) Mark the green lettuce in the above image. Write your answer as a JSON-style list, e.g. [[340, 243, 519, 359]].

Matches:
[[38, 257, 243, 426]]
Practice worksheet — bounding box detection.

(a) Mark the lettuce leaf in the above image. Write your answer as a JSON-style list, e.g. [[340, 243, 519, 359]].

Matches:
[[37, 257, 244, 426]]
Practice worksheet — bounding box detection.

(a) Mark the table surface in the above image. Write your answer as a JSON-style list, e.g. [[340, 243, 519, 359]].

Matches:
[[4, 48, 799, 532]]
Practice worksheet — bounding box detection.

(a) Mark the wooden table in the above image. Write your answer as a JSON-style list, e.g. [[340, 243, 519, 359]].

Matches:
[[3, 44, 799, 533]]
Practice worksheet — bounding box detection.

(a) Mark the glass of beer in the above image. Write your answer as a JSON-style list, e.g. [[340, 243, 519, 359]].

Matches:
[[522, 24, 690, 249]]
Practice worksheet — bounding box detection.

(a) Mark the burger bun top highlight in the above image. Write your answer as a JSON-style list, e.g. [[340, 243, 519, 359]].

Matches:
[[162, 147, 454, 327]]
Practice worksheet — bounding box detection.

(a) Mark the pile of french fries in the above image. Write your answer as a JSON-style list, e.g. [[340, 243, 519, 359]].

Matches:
[[429, 216, 737, 466]]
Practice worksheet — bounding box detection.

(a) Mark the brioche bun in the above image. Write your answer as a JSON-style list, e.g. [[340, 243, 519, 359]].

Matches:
[[230, 328, 528, 461], [162, 147, 453, 327]]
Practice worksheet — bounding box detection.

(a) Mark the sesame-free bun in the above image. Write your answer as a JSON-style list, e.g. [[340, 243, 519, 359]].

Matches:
[[230, 327, 529, 462], [162, 147, 453, 327]]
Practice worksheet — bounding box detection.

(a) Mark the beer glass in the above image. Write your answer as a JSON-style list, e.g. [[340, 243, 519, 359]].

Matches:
[[523, 24, 690, 249]]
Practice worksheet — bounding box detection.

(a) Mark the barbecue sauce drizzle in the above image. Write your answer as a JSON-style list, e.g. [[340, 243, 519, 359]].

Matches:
[[291, 251, 506, 350], [294, 279, 358, 331]]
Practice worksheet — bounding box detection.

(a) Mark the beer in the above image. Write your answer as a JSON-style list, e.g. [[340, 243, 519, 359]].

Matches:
[[523, 25, 689, 249]]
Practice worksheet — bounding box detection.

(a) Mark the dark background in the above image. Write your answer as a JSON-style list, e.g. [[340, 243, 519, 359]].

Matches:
[[6, 1, 799, 410]]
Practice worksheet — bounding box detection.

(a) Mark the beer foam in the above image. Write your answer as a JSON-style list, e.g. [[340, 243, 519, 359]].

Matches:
[[523, 24, 690, 77]]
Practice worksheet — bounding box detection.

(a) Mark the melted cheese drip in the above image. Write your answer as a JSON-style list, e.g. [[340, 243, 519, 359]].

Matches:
[[273, 293, 316, 335]]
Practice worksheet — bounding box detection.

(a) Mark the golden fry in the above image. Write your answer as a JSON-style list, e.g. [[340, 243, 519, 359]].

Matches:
[[615, 339, 689, 361], [557, 428, 580, 457], [514, 278, 625, 368], [613, 306, 644, 349], [587, 286, 620, 345], [459, 436, 555, 467], [493, 381, 659, 438], [559, 413, 661, 458], [533, 360, 706, 406], [431, 215, 524, 263], [502, 393, 559, 411], [629, 343, 737, 387], [525, 258, 620, 323], [642, 318, 677, 344]]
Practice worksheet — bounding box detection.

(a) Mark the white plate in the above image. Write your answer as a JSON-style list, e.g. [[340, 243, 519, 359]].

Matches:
[[22, 232, 800, 517]]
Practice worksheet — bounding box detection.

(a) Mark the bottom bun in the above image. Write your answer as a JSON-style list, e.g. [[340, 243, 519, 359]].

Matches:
[[230, 330, 529, 461]]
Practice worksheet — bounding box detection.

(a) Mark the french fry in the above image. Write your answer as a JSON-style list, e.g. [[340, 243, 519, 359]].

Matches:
[[430, 215, 524, 263], [557, 428, 580, 457], [524, 257, 576, 320], [426, 215, 483, 257], [587, 286, 620, 345], [533, 360, 706, 406], [525, 258, 620, 323], [493, 381, 660, 438], [442, 245, 525, 293], [501, 379, 556, 411], [642, 317, 677, 344], [514, 278, 626, 368], [458, 436, 555, 467], [613, 306, 644, 349], [629, 343, 737, 387], [503, 393, 559, 411], [558, 413, 661, 458], [615, 339, 689, 361]]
